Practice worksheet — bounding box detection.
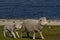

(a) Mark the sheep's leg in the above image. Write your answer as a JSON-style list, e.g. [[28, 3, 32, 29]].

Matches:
[[33, 32, 35, 39], [3, 30, 8, 37], [15, 31, 19, 38], [39, 32, 44, 39], [9, 33, 13, 37], [11, 31, 16, 38], [27, 32, 29, 37], [3, 31, 6, 37]]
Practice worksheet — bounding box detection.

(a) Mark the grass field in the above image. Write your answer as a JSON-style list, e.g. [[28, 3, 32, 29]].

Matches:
[[0, 25, 60, 40]]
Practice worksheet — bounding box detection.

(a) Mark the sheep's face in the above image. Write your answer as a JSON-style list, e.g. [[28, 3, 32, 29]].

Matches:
[[40, 17, 48, 25], [15, 24, 22, 30]]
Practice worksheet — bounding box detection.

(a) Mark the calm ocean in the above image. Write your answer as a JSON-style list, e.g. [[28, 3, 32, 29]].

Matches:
[[0, 0, 59, 19]]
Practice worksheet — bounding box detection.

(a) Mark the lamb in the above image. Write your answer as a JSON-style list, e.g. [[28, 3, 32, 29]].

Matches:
[[3, 21, 22, 38], [21, 17, 48, 39]]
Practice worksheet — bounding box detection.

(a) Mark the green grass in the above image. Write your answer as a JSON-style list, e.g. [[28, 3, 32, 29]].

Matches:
[[0, 25, 60, 40]]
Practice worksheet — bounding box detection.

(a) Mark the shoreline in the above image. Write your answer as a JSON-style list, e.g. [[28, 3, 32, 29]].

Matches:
[[0, 19, 60, 25]]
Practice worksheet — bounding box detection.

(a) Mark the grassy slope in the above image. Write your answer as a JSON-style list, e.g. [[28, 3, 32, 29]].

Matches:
[[0, 25, 60, 40]]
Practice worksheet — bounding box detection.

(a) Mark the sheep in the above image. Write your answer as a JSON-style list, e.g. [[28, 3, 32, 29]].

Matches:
[[21, 17, 48, 39], [3, 21, 22, 38]]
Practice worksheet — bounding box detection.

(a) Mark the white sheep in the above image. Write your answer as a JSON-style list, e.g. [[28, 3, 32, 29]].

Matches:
[[21, 17, 48, 39], [3, 21, 22, 38]]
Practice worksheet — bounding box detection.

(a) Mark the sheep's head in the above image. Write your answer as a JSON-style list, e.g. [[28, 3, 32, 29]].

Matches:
[[39, 17, 48, 25], [13, 21, 22, 30], [14, 23, 22, 30]]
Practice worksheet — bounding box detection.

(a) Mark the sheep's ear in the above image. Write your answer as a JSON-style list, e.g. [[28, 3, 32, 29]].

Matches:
[[39, 19, 42, 23]]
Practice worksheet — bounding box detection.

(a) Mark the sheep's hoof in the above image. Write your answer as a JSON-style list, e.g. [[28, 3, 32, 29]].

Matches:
[[33, 39, 35, 40], [33, 38, 35, 40], [42, 38, 45, 40]]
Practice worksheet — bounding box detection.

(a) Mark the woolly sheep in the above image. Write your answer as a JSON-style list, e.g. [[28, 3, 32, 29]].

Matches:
[[3, 21, 22, 38], [21, 17, 48, 39]]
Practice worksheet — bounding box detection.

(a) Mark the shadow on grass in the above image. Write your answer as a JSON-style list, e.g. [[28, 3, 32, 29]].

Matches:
[[22, 36, 41, 39]]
